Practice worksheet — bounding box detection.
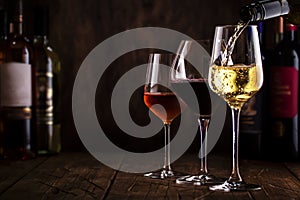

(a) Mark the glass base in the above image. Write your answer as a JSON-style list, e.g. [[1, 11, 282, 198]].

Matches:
[[144, 169, 174, 179], [209, 180, 261, 192], [176, 174, 224, 185]]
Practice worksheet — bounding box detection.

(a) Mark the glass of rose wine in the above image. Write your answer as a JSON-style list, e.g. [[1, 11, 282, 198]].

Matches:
[[170, 40, 223, 185], [144, 53, 186, 179], [208, 25, 263, 191]]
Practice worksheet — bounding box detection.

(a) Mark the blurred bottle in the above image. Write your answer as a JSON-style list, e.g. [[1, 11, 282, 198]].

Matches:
[[33, 5, 61, 155], [0, 8, 8, 159], [275, 17, 285, 43], [0, 0, 35, 160], [260, 17, 284, 159], [267, 21, 299, 161], [240, 21, 266, 159], [0, 8, 7, 56]]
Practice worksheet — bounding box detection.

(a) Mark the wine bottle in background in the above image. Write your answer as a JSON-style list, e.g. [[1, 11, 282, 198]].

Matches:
[[240, 21, 266, 159], [268, 22, 299, 161], [33, 5, 61, 155], [0, 8, 8, 72], [0, 8, 8, 159], [260, 17, 284, 159], [0, 0, 35, 160], [275, 17, 285, 43], [240, 0, 300, 25]]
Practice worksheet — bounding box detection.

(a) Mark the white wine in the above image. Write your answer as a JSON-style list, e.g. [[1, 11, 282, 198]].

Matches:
[[209, 64, 263, 109], [221, 21, 249, 66]]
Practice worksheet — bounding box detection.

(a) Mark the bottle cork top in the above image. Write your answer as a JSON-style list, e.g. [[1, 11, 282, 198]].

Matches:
[[286, 23, 297, 31]]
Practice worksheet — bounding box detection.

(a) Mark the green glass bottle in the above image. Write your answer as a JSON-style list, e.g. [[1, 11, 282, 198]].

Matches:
[[33, 5, 61, 155]]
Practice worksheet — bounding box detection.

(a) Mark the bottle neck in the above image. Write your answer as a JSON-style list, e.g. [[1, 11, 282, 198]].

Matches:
[[33, 35, 49, 45], [240, 0, 290, 22], [9, 20, 23, 35], [0, 10, 8, 38], [284, 24, 297, 42], [275, 17, 284, 44], [8, 0, 24, 36]]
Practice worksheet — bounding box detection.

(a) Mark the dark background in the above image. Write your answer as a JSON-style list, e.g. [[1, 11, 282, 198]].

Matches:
[[2, 0, 271, 154]]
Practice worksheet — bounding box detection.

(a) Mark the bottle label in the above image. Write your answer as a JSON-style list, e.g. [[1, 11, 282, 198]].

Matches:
[[0, 62, 32, 107], [269, 66, 298, 118]]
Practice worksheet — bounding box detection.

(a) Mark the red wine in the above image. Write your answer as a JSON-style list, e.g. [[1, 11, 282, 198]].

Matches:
[[144, 92, 183, 124], [171, 79, 211, 118], [267, 23, 299, 161]]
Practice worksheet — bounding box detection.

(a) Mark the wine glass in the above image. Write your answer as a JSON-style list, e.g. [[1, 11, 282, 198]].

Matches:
[[170, 40, 223, 185], [144, 53, 186, 179], [208, 25, 263, 191]]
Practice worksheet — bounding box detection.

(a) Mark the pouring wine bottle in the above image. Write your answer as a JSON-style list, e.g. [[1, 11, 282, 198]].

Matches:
[[240, 0, 300, 24]]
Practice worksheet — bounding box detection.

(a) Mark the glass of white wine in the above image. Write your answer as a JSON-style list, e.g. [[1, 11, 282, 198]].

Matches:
[[208, 25, 263, 192]]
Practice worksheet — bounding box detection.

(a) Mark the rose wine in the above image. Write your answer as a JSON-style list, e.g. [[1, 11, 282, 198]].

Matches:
[[171, 79, 211, 118], [144, 92, 183, 124], [0, 0, 35, 160], [209, 64, 263, 109]]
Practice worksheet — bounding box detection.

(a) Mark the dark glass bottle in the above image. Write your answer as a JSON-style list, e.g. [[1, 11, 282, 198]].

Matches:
[[240, 0, 292, 22], [268, 22, 299, 161], [0, 0, 35, 160], [0, 8, 8, 159], [240, 22, 266, 159], [0, 8, 7, 48], [33, 6, 61, 155], [241, 0, 300, 24]]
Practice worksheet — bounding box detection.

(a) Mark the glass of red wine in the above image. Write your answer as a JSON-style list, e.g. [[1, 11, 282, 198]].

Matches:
[[144, 53, 186, 179], [171, 40, 224, 185]]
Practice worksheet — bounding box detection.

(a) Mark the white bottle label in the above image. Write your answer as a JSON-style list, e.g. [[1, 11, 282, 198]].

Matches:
[[0, 62, 32, 107]]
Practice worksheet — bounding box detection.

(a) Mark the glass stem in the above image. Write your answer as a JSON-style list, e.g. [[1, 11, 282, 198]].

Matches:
[[228, 108, 243, 183], [163, 123, 172, 172], [198, 117, 210, 174]]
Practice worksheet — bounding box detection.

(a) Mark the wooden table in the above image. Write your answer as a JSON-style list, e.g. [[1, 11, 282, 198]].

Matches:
[[0, 152, 300, 199]]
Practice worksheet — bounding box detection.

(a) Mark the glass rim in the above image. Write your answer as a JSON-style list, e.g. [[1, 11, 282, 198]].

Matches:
[[215, 24, 257, 28]]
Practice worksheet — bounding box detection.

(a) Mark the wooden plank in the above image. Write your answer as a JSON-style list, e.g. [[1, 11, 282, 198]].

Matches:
[[0, 157, 47, 195], [118, 178, 254, 200], [204, 154, 300, 199], [285, 162, 300, 180], [0, 152, 116, 200], [244, 160, 300, 200], [1, 153, 300, 199], [106, 154, 256, 199]]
